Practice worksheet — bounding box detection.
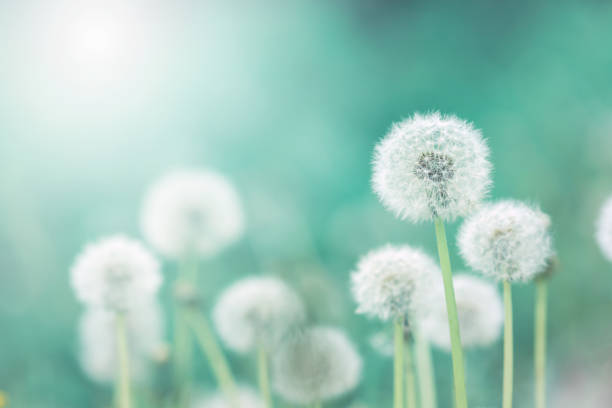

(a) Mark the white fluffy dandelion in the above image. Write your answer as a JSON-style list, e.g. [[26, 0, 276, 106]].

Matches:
[[458, 200, 553, 282], [141, 169, 245, 259], [351, 245, 438, 321], [70, 235, 162, 311], [596, 195, 612, 262], [372, 112, 492, 222], [272, 326, 362, 405], [191, 386, 264, 408], [419, 274, 503, 350], [212, 276, 306, 353], [78, 301, 164, 384]]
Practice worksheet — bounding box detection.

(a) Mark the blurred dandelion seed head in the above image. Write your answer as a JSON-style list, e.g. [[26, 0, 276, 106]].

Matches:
[[419, 274, 503, 350], [191, 386, 264, 408], [372, 112, 492, 222], [70, 235, 162, 311], [213, 276, 306, 353], [272, 326, 362, 405], [141, 170, 245, 259], [351, 244, 438, 321], [596, 195, 612, 262], [458, 200, 554, 282]]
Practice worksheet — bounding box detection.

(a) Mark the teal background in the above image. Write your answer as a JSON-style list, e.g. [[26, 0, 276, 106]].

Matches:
[[1, 0, 612, 406]]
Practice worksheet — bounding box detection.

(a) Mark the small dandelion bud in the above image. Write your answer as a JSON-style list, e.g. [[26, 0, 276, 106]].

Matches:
[[372, 112, 492, 222], [70, 235, 162, 311], [458, 200, 554, 282], [173, 281, 200, 306], [596, 195, 612, 262], [351, 245, 438, 321], [212, 276, 306, 354], [150, 342, 171, 365], [141, 170, 245, 259], [78, 301, 164, 384], [272, 326, 362, 405], [368, 331, 395, 358], [419, 274, 503, 350], [191, 386, 264, 408]]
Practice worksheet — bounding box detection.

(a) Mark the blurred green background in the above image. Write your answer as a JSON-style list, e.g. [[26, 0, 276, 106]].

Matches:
[[1, 0, 612, 406]]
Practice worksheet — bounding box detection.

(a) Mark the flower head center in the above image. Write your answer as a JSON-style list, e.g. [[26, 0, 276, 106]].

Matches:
[[414, 152, 455, 183]]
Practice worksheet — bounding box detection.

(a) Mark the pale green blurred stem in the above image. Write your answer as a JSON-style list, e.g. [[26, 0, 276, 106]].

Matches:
[[115, 313, 132, 408], [534, 278, 547, 408], [404, 340, 417, 408], [257, 343, 273, 408], [186, 310, 237, 405], [415, 331, 437, 408], [503, 280, 513, 408], [433, 217, 468, 408], [311, 401, 322, 408], [394, 317, 404, 408]]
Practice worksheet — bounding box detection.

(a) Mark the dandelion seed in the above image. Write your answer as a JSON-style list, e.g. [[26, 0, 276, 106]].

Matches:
[[70, 235, 162, 311], [351, 244, 437, 321], [596, 195, 612, 262], [372, 112, 492, 222], [272, 326, 362, 405], [419, 274, 503, 350], [141, 169, 245, 259], [213, 276, 306, 354], [191, 386, 264, 408], [458, 200, 553, 282]]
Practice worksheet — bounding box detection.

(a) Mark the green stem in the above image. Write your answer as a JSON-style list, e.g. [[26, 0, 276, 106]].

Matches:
[[503, 280, 513, 408], [311, 401, 322, 408], [433, 217, 468, 408], [404, 339, 417, 408], [258, 343, 273, 408], [534, 278, 547, 408], [394, 317, 404, 408], [415, 330, 437, 408], [115, 313, 132, 408], [186, 310, 237, 405]]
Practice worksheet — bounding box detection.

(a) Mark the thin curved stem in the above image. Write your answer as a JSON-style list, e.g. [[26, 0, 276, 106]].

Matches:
[[503, 280, 514, 408], [394, 317, 404, 408], [534, 278, 548, 408], [404, 339, 417, 408], [115, 313, 132, 408], [433, 217, 468, 408], [257, 343, 273, 408], [415, 330, 437, 408]]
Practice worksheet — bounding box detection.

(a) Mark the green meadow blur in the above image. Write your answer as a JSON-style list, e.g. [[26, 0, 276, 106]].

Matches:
[[1, 0, 612, 406]]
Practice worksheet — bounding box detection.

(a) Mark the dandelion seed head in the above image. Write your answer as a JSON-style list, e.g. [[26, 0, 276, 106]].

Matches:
[[78, 300, 164, 384], [272, 326, 362, 405], [458, 200, 553, 282], [351, 244, 438, 321], [596, 196, 612, 262], [191, 386, 264, 408], [70, 235, 162, 311], [141, 170, 245, 258], [419, 274, 503, 350], [213, 277, 306, 353], [372, 112, 492, 222]]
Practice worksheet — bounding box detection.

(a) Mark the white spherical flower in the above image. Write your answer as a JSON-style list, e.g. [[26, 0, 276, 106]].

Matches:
[[372, 112, 492, 222], [351, 244, 438, 321], [419, 274, 503, 350], [272, 326, 362, 405], [70, 235, 162, 311], [213, 276, 306, 353], [191, 386, 263, 408], [458, 200, 553, 282], [141, 170, 245, 258], [596, 195, 612, 262], [79, 301, 164, 384]]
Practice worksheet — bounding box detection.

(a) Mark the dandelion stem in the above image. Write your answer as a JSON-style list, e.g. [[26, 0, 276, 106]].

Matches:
[[394, 316, 404, 408], [312, 402, 322, 408], [503, 280, 513, 408], [404, 339, 417, 408], [186, 310, 237, 405], [257, 343, 273, 408], [433, 216, 468, 408], [115, 313, 132, 408], [415, 330, 437, 408], [534, 278, 547, 408]]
